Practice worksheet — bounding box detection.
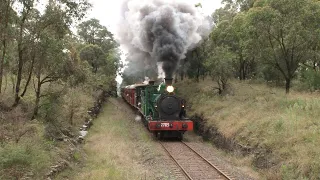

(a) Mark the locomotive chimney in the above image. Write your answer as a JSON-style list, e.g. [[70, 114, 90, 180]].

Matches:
[[164, 78, 173, 86], [149, 80, 155, 85]]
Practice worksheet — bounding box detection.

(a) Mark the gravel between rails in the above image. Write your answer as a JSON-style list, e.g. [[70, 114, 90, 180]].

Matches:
[[184, 142, 256, 180], [161, 141, 230, 180]]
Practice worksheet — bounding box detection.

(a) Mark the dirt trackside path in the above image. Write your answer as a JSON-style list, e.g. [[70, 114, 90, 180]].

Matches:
[[58, 98, 176, 180]]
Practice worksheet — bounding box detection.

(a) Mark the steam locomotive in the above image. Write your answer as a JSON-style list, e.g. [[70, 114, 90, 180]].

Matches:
[[121, 78, 193, 140]]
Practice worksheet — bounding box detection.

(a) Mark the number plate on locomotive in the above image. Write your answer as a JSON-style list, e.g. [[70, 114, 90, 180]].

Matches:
[[161, 123, 170, 127]]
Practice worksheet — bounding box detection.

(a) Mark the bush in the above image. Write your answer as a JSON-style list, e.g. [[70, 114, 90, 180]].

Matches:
[[300, 69, 320, 91], [0, 141, 51, 179], [0, 145, 32, 169], [259, 65, 283, 86]]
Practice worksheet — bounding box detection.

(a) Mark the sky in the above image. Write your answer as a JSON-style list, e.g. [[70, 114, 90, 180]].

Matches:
[[86, 0, 223, 37]]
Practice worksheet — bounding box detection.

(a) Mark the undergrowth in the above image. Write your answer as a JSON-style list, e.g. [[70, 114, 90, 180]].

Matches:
[[0, 123, 53, 179], [0, 79, 106, 179]]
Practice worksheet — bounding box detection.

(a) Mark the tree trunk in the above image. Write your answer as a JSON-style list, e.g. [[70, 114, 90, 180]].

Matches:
[[180, 70, 184, 81], [196, 67, 200, 82], [239, 65, 243, 80], [241, 62, 247, 80], [13, 3, 30, 107], [285, 78, 291, 94], [11, 74, 15, 93], [239, 55, 243, 80], [0, 0, 11, 94], [20, 55, 35, 97], [13, 27, 25, 107], [13, 55, 23, 106], [32, 70, 41, 119], [32, 86, 41, 119], [0, 39, 6, 93], [4, 73, 7, 93]]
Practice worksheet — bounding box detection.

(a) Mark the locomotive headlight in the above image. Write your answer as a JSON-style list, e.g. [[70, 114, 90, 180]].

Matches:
[[166, 85, 174, 93]]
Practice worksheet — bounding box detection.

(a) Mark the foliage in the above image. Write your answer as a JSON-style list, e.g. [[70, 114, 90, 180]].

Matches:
[[80, 44, 105, 73], [77, 18, 118, 52], [246, 0, 320, 93], [300, 68, 320, 91], [204, 46, 235, 94], [183, 0, 320, 94], [0, 0, 120, 178]]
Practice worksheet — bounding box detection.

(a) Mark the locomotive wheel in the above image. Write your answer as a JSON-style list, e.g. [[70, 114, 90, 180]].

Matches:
[[177, 133, 183, 141], [156, 132, 162, 140]]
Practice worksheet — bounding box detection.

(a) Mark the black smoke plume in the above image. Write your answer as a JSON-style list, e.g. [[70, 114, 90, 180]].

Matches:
[[118, 0, 212, 79]]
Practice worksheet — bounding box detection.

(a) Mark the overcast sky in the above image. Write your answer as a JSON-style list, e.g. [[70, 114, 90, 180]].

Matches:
[[86, 0, 223, 37]]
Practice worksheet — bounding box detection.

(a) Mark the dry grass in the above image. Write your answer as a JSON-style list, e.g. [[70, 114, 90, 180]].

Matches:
[[67, 98, 165, 180], [176, 78, 320, 179], [0, 79, 96, 179], [0, 121, 55, 179]]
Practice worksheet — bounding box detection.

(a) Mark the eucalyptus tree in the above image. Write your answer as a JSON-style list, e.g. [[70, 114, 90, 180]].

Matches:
[[11, 0, 91, 107], [211, 3, 257, 80], [77, 18, 117, 52], [222, 0, 257, 11], [79, 44, 105, 73], [185, 42, 209, 82], [12, 0, 35, 106], [0, 0, 15, 93], [247, 0, 320, 93], [204, 46, 235, 94], [31, 0, 90, 118]]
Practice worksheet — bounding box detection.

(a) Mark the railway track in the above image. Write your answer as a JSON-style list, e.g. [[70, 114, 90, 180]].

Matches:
[[160, 141, 234, 180]]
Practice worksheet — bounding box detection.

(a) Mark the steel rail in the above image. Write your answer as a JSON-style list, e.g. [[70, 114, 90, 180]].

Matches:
[[160, 142, 193, 180], [181, 141, 233, 180]]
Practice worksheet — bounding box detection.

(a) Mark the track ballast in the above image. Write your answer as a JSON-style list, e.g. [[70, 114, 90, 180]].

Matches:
[[160, 141, 234, 180]]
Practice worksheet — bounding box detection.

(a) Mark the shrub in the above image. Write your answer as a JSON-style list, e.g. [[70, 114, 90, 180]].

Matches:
[[300, 69, 320, 91], [0, 141, 51, 179], [0, 145, 32, 169]]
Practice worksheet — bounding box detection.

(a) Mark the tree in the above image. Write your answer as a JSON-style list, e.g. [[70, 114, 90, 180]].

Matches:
[[32, 2, 73, 118], [247, 0, 320, 93], [205, 46, 235, 95], [212, 5, 257, 81], [222, 0, 257, 11], [77, 18, 117, 52], [0, 0, 14, 93], [13, 0, 34, 107], [11, 0, 91, 106], [79, 44, 105, 73]]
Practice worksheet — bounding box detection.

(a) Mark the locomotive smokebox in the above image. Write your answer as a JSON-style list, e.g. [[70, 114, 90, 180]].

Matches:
[[164, 78, 173, 86]]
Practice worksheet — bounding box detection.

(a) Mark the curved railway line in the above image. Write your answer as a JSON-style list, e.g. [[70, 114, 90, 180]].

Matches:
[[160, 141, 234, 180]]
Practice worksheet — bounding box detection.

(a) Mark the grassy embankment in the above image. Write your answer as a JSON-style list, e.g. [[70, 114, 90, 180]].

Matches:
[[176, 79, 320, 180], [0, 80, 96, 179], [59, 98, 173, 180]]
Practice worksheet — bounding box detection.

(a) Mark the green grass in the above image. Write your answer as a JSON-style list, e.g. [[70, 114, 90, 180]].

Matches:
[[64, 98, 169, 180], [176, 78, 320, 179]]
